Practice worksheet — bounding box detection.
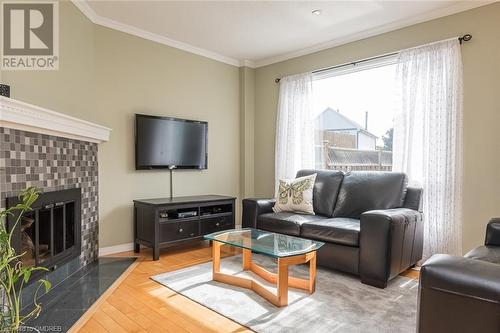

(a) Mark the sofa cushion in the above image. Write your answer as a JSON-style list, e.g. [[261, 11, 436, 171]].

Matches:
[[333, 171, 408, 219], [296, 169, 344, 217], [257, 212, 327, 236], [301, 218, 360, 247], [465, 245, 500, 265]]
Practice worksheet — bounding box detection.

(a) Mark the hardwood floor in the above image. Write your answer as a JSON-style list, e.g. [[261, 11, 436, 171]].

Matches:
[[70, 241, 419, 333], [71, 241, 251, 333]]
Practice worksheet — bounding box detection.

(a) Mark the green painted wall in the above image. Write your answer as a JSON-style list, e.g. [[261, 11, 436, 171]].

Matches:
[[1, 1, 240, 248]]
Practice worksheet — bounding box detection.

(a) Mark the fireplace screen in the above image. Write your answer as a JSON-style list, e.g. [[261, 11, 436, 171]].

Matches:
[[7, 188, 81, 272]]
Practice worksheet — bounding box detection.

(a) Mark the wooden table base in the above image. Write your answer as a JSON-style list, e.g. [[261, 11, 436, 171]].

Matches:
[[211, 241, 317, 307]]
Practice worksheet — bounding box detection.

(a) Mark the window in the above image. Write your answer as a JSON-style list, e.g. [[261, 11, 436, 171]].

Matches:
[[312, 57, 397, 172]]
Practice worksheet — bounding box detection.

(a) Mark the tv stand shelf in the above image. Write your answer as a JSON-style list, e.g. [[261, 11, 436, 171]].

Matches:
[[133, 195, 236, 260]]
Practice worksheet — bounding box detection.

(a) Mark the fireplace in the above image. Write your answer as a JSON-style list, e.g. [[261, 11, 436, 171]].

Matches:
[[6, 188, 82, 280], [0, 97, 110, 306]]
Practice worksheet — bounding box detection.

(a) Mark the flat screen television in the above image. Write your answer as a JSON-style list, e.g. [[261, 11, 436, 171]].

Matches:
[[135, 114, 208, 170]]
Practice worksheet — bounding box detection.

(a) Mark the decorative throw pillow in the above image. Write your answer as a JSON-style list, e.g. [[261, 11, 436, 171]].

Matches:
[[273, 173, 317, 215]]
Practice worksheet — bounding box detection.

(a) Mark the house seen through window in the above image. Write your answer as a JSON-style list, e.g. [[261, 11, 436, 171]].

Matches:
[[313, 59, 397, 171]]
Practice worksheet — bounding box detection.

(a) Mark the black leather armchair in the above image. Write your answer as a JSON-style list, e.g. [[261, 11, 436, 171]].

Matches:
[[417, 218, 500, 333], [243, 170, 424, 288]]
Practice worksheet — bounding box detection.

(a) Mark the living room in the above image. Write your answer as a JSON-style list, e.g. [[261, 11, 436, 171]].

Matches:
[[0, 0, 499, 332]]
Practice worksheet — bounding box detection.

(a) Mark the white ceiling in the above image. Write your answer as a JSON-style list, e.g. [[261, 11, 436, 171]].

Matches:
[[75, 1, 493, 67]]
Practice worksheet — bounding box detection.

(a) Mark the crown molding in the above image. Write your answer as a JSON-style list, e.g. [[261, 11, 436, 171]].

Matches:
[[71, 0, 98, 23], [0, 97, 111, 143], [254, 1, 495, 68], [71, 0, 240, 67], [72, 0, 495, 69], [239, 60, 256, 68]]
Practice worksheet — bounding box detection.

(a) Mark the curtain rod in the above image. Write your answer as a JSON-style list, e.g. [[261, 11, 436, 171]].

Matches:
[[274, 34, 472, 83]]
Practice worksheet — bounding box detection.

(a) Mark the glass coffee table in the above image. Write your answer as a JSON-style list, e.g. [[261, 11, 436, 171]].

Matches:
[[204, 228, 324, 307]]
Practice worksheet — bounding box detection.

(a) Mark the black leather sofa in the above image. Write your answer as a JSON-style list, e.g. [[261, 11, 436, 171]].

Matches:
[[242, 169, 424, 288], [418, 218, 500, 333]]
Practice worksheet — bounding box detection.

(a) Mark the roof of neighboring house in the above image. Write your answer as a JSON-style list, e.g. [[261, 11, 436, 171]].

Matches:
[[315, 108, 378, 138]]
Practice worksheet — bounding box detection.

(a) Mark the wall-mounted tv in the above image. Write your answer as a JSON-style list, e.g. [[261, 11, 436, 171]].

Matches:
[[135, 114, 208, 170]]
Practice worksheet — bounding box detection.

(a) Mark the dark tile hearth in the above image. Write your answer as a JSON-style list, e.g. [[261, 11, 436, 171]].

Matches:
[[25, 257, 136, 332]]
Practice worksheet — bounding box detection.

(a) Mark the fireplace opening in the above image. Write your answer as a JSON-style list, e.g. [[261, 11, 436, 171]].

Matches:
[[7, 188, 81, 281]]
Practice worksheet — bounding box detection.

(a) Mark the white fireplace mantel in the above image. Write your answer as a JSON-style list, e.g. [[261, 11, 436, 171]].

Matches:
[[0, 96, 111, 143]]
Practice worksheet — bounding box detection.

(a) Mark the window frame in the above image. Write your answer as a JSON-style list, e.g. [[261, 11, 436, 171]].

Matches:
[[312, 54, 398, 81], [311, 54, 398, 172]]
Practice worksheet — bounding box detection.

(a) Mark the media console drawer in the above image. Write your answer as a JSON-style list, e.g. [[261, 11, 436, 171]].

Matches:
[[134, 195, 236, 260], [160, 220, 199, 242], [201, 215, 232, 234]]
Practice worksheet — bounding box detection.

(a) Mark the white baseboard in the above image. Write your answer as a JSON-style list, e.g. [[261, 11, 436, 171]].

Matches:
[[99, 242, 136, 256]]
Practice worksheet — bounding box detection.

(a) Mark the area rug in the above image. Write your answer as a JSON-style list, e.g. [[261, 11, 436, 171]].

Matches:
[[151, 254, 418, 333]]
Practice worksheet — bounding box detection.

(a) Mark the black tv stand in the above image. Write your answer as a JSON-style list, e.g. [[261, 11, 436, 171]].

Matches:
[[133, 195, 236, 260]]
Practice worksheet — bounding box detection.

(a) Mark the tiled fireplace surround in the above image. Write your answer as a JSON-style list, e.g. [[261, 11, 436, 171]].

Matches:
[[0, 127, 99, 263], [0, 97, 111, 307]]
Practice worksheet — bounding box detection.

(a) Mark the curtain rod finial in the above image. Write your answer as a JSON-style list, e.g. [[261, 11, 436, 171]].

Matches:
[[275, 78, 281, 83], [459, 34, 472, 44]]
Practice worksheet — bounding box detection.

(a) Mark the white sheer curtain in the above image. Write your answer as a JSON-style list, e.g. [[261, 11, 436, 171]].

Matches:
[[393, 38, 463, 259], [275, 72, 314, 192]]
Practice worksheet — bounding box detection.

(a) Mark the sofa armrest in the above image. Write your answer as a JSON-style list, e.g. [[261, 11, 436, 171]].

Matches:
[[359, 208, 423, 288], [403, 186, 423, 212], [485, 218, 500, 246], [242, 198, 275, 229], [420, 254, 500, 302], [418, 254, 500, 333]]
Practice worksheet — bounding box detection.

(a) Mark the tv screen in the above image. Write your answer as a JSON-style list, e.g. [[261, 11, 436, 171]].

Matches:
[[135, 114, 208, 170]]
